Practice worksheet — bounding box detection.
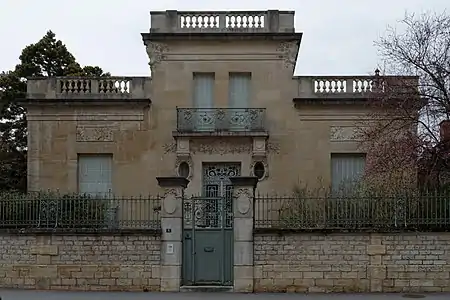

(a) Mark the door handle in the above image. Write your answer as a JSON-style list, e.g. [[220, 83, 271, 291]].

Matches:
[[204, 247, 214, 252]]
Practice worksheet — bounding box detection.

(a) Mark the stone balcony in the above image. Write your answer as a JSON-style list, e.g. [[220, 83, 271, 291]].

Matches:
[[149, 10, 295, 33], [294, 74, 419, 104], [25, 77, 152, 104], [174, 108, 267, 137]]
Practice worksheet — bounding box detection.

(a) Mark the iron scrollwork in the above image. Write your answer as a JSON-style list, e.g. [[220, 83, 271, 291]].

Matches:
[[177, 108, 266, 133], [38, 198, 59, 228]]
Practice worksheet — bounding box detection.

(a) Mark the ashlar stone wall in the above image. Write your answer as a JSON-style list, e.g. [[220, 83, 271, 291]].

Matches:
[[0, 233, 161, 291], [254, 232, 450, 293]]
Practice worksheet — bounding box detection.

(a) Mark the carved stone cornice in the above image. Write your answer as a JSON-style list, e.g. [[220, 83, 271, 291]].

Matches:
[[146, 42, 169, 72], [276, 41, 299, 68]]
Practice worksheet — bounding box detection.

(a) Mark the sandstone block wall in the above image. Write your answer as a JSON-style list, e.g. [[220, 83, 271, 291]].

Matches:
[[0, 234, 161, 291], [254, 232, 450, 293]]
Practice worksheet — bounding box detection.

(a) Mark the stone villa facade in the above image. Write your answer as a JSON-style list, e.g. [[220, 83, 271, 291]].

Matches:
[[23, 9, 407, 196], [14, 10, 438, 294]]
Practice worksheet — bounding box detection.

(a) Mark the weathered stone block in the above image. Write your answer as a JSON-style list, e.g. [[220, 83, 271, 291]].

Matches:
[[367, 244, 386, 255], [31, 245, 58, 256]]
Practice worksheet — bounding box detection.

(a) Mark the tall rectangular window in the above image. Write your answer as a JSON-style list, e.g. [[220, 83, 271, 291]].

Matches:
[[229, 73, 251, 131], [78, 154, 113, 197], [228, 72, 251, 108], [193, 73, 215, 108], [192, 73, 215, 131], [331, 153, 366, 195]]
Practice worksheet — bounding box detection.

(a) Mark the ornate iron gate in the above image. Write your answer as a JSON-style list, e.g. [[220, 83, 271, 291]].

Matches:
[[182, 163, 240, 286]]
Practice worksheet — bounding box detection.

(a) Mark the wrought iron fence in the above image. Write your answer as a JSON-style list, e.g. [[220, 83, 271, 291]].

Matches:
[[176, 108, 266, 133], [254, 194, 450, 231], [0, 192, 161, 232]]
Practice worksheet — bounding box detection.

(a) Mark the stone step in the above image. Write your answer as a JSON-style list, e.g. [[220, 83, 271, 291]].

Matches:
[[180, 286, 233, 292]]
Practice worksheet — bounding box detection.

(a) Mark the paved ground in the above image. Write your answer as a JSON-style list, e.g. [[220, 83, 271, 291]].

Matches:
[[0, 290, 449, 300]]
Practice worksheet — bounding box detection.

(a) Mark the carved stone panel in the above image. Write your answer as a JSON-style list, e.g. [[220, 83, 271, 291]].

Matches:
[[252, 137, 266, 157], [233, 188, 253, 217], [191, 140, 251, 155], [330, 126, 362, 142], [176, 138, 190, 157], [76, 126, 114, 142]]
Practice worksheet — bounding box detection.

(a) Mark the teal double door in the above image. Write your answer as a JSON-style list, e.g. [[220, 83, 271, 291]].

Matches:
[[182, 163, 239, 286]]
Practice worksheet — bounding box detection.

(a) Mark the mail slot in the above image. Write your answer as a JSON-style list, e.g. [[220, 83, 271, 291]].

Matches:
[[204, 246, 214, 252]]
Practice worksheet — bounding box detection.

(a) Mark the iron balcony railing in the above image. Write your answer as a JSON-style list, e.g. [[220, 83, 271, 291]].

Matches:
[[0, 192, 161, 232], [254, 194, 450, 231], [176, 108, 266, 133]]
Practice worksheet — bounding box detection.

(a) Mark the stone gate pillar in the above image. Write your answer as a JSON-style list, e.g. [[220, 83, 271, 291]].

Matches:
[[230, 176, 258, 293], [156, 176, 189, 292]]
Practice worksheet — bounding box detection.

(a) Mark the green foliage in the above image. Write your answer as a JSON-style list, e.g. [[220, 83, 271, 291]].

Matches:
[[272, 181, 450, 231], [0, 191, 111, 230], [0, 31, 109, 192]]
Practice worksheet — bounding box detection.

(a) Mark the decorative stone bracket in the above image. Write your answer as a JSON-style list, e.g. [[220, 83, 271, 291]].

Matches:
[[146, 42, 169, 73]]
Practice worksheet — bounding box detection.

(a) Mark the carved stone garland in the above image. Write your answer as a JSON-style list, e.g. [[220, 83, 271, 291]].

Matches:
[[276, 41, 299, 68], [250, 157, 269, 181], [146, 42, 169, 72], [175, 156, 193, 180]]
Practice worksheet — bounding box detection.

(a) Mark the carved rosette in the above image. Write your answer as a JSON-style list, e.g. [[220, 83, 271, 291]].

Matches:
[[250, 157, 269, 181], [191, 140, 251, 155], [146, 42, 169, 72], [175, 156, 193, 180], [276, 41, 299, 68], [76, 126, 114, 142]]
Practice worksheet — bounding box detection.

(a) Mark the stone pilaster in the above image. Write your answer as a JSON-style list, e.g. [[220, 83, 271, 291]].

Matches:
[[368, 233, 387, 292], [230, 176, 258, 293], [156, 176, 189, 292]]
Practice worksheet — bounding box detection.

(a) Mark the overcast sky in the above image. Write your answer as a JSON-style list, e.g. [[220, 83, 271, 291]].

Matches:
[[0, 0, 448, 76]]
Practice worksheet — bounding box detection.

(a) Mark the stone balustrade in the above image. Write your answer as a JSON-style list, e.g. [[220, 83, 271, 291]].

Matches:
[[295, 75, 419, 99], [149, 10, 295, 33], [26, 77, 152, 100]]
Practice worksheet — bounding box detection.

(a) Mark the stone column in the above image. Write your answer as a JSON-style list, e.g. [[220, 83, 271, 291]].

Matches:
[[230, 176, 258, 293], [156, 176, 189, 292]]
